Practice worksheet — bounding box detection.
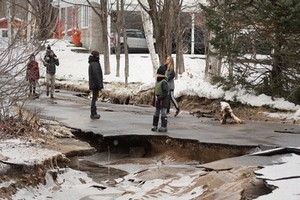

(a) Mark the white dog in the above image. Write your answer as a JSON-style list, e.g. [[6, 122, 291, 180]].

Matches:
[[220, 101, 244, 124]]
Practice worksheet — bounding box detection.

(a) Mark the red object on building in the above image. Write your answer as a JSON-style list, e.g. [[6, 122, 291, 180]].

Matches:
[[72, 29, 81, 46], [0, 19, 8, 29], [58, 19, 62, 39]]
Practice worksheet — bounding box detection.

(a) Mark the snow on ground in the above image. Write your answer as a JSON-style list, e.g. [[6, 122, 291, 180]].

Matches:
[[39, 39, 300, 120], [11, 156, 207, 200], [255, 153, 300, 200], [0, 139, 62, 165], [2, 39, 299, 199]]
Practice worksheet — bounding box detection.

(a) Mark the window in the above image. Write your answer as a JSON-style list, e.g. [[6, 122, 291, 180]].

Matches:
[[126, 32, 136, 37], [1, 29, 8, 37], [136, 32, 145, 38], [81, 5, 89, 28]]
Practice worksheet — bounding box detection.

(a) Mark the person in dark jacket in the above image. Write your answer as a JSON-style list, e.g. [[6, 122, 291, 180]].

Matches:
[[151, 67, 169, 132], [44, 50, 59, 99], [165, 56, 180, 117], [26, 54, 40, 97], [88, 50, 104, 119]]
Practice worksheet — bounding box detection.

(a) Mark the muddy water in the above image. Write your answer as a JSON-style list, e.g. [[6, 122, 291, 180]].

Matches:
[[6, 132, 269, 200], [58, 133, 270, 200], [70, 132, 257, 182]]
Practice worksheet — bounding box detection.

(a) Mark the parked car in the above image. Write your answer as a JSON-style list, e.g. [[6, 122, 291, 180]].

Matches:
[[110, 29, 155, 53], [173, 27, 206, 54]]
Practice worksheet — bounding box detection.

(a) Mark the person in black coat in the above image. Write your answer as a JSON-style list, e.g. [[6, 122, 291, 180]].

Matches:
[[151, 67, 169, 132], [88, 51, 103, 119]]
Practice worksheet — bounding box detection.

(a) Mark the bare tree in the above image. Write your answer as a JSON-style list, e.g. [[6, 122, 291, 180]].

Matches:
[[205, 30, 221, 83], [139, 0, 158, 76], [1, 4, 43, 122], [111, 0, 122, 77], [121, 0, 129, 86], [173, 1, 185, 76], [29, 0, 59, 40], [139, 0, 179, 65]]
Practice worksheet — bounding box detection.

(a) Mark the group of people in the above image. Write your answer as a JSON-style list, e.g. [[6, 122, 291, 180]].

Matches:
[[26, 47, 103, 120], [26, 48, 180, 129], [151, 55, 181, 132], [26, 45, 59, 99]]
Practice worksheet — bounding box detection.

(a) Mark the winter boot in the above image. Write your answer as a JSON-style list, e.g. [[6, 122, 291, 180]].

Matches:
[[46, 90, 49, 96], [158, 116, 168, 132], [151, 116, 159, 131], [50, 94, 54, 99], [174, 108, 181, 117], [90, 113, 100, 119]]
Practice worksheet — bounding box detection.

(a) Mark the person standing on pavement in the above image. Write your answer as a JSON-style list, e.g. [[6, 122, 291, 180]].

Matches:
[[88, 50, 103, 119], [44, 50, 59, 99], [151, 67, 169, 132], [165, 56, 180, 117], [157, 55, 180, 117], [26, 54, 40, 97]]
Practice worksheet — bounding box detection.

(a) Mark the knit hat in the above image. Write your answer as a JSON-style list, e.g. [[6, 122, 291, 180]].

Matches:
[[91, 50, 100, 58], [156, 67, 165, 75], [47, 45, 51, 50]]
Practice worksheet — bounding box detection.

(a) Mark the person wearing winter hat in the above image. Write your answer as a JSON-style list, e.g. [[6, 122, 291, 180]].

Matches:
[[44, 49, 59, 99], [88, 50, 103, 119], [26, 54, 40, 97], [151, 67, 169, 132]]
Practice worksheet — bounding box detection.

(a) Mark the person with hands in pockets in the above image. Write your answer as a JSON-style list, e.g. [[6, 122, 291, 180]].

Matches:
[[88, 50, 104, 119]]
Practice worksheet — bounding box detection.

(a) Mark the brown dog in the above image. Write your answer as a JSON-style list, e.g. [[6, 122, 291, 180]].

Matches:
[[220, 102, 244, 124]]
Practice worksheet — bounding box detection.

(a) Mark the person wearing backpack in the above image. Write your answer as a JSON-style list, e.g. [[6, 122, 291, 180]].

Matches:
[[151, 67, 169, 132]]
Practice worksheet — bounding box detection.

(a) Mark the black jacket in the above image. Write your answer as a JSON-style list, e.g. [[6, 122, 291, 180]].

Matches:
[[88, 55, 103, 90], [44, 54, 59, 75]]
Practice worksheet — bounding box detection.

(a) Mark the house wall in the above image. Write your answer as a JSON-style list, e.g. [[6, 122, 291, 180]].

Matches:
[[79, 3, 103, 53]]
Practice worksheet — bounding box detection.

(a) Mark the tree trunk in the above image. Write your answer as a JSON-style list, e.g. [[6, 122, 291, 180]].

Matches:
[[139, 0, 158, 76], [100, 0, 110, 75], [174, 7, 184, 76], [6, 0, 13, 45], [205, 30, 221, 83], [27, 0, 32, 43], [114, 0, 121, 77], [139, 0, 182, 65], [120, 0, 129, 87]]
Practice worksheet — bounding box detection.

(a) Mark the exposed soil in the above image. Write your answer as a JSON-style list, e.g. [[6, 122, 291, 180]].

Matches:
[[0, 83, 298, 199], [57, 81, 299, 125]]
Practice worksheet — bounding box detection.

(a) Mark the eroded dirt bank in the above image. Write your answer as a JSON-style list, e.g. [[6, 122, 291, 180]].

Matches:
[[1, 82, 298, 199], [58, 82, 299, 124]]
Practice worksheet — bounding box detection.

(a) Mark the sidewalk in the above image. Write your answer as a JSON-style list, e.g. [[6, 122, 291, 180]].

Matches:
[[26, 90, 300, 148]]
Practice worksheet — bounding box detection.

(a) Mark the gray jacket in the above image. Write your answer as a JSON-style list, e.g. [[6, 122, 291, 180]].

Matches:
[[166, 69, 175, 90]]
